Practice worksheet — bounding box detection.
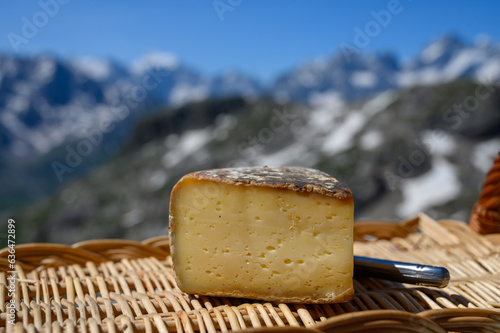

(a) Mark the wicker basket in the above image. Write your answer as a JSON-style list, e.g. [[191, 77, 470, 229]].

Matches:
[[1, 154, 500, 332], [470, 151, 500, 234], [1, 213, 500, 332]]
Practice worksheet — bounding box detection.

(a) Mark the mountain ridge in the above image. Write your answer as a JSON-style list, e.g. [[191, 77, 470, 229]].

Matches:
[[1, 33, 500, 216], [272, 34, 500, 103], [2, 33, 500, 159]]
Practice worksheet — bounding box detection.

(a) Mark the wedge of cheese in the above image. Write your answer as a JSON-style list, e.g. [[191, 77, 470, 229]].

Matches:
[[169, 166, 354, 303]]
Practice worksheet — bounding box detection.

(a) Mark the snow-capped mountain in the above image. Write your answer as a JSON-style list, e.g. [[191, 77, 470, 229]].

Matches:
[[272, 34, 500, 103], [398, 34, 500, 87], [0, 55, 127, 157], [1, 34, 500, 159], [272, 53, 399, 103], [0, 52, 262, 159]]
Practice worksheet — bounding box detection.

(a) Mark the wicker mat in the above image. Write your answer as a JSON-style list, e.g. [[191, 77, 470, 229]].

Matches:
[[1, 213, 500, 332]]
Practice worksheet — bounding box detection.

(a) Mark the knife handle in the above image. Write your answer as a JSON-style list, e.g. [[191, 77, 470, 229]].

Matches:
[[354, 255, 450, 288]]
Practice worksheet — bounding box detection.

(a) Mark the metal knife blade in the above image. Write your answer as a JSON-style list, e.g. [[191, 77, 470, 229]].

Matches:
[[354, 255, 450, 288]]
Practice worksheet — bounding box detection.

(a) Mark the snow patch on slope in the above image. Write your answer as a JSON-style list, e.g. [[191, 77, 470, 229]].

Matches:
[[73, 57, 112, 81], [350, 71, 377, 88], [360, 130, 383, 150], [161, 129, 212, 168], [476, 57, 500, 81], [255, 144, 308, 167], [322, 111, 366, 155], [442, 49, 485, 80], [360, 91, 395, 117], [421, 130, 457, 155], [397, 157, 461, 217], [169, 84, 209, 106], [472, 137, 500, 173], [34, 57, 56, 83], [421, 41, 447, 63]]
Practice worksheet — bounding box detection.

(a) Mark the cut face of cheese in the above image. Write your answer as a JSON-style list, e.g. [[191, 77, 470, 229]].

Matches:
[[169, 167, 354, 303]]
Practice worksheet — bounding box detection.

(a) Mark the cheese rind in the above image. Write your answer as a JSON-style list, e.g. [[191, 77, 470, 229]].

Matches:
[[188, 166, 352, 199], [169, 167, 354, 303]]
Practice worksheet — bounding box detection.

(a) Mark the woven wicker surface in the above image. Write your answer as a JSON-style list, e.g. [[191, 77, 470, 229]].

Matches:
[[1, 213, 500, 332]]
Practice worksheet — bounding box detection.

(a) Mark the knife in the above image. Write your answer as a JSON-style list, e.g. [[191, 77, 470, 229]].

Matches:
[[354, 255, 450, 288]]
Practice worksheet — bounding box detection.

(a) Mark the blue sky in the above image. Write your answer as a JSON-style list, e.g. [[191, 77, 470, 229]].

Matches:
[[0, 1, 499, 81]]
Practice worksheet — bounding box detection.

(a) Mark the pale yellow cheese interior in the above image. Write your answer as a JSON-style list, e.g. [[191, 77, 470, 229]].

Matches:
[[170, 178, 354, 302]]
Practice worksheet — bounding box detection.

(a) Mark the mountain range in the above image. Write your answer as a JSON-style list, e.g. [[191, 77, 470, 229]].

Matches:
[[1, 34, 500, 243], [10, 80, 500, 244], [1, 34, 499, 160]]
